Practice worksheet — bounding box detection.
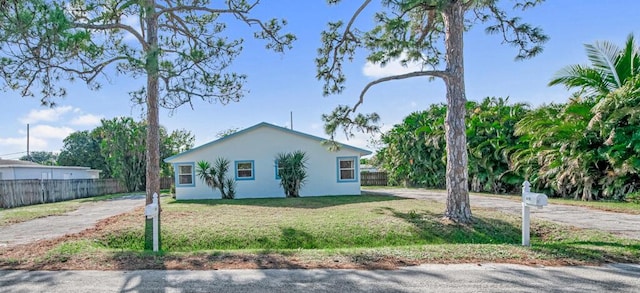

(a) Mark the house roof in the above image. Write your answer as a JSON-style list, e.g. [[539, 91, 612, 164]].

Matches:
[[0, 159, 99, 172], [164, 122, 372, 162], [0, 159, 40, 166]]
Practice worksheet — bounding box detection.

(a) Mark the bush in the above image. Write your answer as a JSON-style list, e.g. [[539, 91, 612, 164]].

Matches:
[[276, 151, 308, 197]]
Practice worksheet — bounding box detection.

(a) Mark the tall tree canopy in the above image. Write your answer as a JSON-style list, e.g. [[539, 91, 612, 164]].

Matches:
[[0, 0, 294, 248], [316, 0, 547, 222], [58, 130, 110, 178], [20, 151, 57, 165]]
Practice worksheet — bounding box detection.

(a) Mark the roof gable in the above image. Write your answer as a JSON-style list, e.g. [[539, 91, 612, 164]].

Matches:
[[164, 122, 371, 162]]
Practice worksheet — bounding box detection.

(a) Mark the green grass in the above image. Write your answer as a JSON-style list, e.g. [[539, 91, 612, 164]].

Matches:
[[3, 193, 638, 269], [90, 194, 640, 265], [0, 201, 80, 227], [0, 192, 140, 227]]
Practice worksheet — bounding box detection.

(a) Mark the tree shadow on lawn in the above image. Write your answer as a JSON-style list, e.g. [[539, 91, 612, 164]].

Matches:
[[167, 194, 407, 209], [381, 207, 521, 244], [531, 241, 640, 264], [388, 206, 640, 263]]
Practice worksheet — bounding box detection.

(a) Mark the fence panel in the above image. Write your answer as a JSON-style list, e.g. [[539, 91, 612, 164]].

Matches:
[[361, 172, 388, 186], [160, 177, 174, 189], [0, 179, 126, 208]]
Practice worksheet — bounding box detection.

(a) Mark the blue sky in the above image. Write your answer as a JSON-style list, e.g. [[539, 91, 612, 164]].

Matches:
[[1, 0, 639, 160]]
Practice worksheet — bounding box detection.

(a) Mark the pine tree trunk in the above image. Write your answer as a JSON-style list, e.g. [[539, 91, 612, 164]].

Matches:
[[144, 0, 161, 250], [442, 1, 472, 223]]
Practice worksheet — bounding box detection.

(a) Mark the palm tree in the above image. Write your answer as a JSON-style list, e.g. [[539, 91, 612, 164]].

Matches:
[[534, 34, 640, 201], [589, 76, 640, 199], [196, 158, 236, 199], [549, 34, 640, 97], [512, 99, 610, 200], [276, 151, 308, 197]]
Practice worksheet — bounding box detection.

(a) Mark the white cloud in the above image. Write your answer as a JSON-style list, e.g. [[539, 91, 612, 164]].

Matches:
[[362, 54, 425, 79], [28, 125, 75, 139], [20, 106, 74, 124], [0, 136, 48, 153], [121, 15, 141, 42], [70, 114, 103, 126], [0, 137, 27, 148]]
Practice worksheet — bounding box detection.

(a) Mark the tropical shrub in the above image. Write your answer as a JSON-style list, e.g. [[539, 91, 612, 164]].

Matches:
[[196, 158, 236, 199], [276, 151, 308, 197], [376, 104, 446, 187], [377, 97, 527, 193], [466, 97, 529, 193]]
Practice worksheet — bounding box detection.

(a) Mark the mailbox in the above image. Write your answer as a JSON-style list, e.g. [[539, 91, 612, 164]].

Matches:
[[524, 192, 548, 207], [145, 203, 158, 218]]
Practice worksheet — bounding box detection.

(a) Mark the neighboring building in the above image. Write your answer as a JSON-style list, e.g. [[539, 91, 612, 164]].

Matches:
[[164, 122, 372, 200], [0, 159, 101, 180], [360, 164, 379, 173]]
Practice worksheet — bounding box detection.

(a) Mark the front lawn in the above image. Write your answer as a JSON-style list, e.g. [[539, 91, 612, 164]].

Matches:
[[1, 193, 638, 270]]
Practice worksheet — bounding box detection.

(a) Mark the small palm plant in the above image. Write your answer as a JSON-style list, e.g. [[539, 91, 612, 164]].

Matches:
[[196, 157, 236, 199], [276, 151, 308, 197]]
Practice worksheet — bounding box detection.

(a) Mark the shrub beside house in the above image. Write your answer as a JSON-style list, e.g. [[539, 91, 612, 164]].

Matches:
[[164, 122, 371, 199]]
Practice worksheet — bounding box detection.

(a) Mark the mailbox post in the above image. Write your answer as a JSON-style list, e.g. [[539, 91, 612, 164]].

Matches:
[[144, 193, 159, 252], [521, 181, 548, 246]]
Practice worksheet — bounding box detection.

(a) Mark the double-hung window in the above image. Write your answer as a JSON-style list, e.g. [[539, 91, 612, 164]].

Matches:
[[275, 159, 284, 179], [177, 163, 195, 186], [337, 157, 357, 182], [235, 160, 255, 180]]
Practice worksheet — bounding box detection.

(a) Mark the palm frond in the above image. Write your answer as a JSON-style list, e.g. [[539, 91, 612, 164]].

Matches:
[[614, 34, 640, 84], [584, 40, 622, 87], [549, 65, 610, 95]]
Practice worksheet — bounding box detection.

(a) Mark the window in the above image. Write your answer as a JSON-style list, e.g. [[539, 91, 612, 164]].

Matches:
[[176, 163, 195, 186], [337, 157, 357, 182], [235, 160, 255, 180], [275, 159, 284, 179]]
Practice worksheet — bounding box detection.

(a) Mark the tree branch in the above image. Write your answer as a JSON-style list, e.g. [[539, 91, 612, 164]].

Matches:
[[72, 23, 147, 50], [326, 0, 372, 75], [353, 70, 449, 112], [156, 5, 247, 17]]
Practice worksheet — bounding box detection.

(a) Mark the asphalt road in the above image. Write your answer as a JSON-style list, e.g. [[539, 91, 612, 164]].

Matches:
[[1, 263, 639, 292]]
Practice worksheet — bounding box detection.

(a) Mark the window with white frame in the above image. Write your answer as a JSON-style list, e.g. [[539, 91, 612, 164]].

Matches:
[[177, 164, 194, 185], [275, 159, 284, 179], [235, 160, 255, 180], [337, 157, 357, 182]]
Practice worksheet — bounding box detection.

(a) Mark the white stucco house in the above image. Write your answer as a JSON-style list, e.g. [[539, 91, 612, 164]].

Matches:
[[0, 159, 101, 180], [164, 122, 372, 200]]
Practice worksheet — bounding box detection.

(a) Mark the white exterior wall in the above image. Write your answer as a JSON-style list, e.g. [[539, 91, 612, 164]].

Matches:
[[0, 166, 100, 180], [168, 126, 364, 200]]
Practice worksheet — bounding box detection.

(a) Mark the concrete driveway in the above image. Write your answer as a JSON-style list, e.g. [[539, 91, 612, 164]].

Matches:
[[364, 188, 640, 240], [0, 194, 145, 248]]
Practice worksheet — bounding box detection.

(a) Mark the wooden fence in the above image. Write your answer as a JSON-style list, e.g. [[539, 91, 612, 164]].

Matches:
[[0, 179, 126, 209], [160, 177, 174, 190], [361, 172, 388, 186]]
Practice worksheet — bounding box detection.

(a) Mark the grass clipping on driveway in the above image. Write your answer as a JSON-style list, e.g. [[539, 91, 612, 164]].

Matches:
[[1, 194, 638, 270]]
